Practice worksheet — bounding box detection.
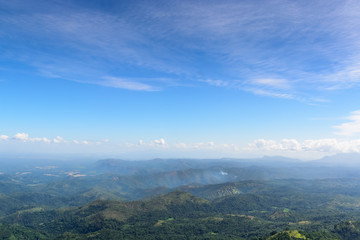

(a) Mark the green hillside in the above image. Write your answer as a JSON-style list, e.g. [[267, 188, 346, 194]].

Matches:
[[1, 159, 360, 239], [1, 189, 356, 239]]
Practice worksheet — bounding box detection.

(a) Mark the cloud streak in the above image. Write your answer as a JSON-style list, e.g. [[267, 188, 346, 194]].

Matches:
[[3, 131, 360, 157], [250, 78, 292, 90], [333, 110, 360, 136], [0, 132, 99, 145], [100, 77, 160, 91], [249, 138, 360, 153]]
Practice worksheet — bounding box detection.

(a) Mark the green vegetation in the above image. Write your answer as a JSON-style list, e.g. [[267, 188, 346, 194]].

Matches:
[[0, 189, 359, 239], [268, 230, 307, 239], [2, 158, 360, 239]]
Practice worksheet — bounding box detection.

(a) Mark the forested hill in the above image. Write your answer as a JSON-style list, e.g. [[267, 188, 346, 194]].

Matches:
[[2, 184, 360, 239], [1, 156, 360, 239]]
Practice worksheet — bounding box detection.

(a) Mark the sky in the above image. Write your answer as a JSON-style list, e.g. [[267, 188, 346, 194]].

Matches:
[[1, 0, 360, 160]]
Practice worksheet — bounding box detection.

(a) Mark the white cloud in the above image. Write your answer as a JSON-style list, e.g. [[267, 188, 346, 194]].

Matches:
[[174, 141, 240, 152], [23, 137, 51, 143], [152, 138, 167, 147], [13, 133, 30, 141], [0, 132, 100, 145], [53, 136, 63, 143], [129, 139, 240, 152], [129, 139, 168, 148], [302, 139, 340, 152], [333, 110, 360, 136], [12, 133, 54, 143], [249, 138, 360, 153], [137, 139, 144, 146], [0, 135, 9, 141], [250, 139, 278, 151]]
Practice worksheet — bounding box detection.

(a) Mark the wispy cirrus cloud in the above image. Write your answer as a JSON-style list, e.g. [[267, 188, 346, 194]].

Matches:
[[321, 61, 360, 90], [201, 77, 296, 100], [162, 0, 360, 98], [34, 63, 166, 91], [100, 77, 160, 91], [245, 88, 295, 100], [1, 1, 184, 90], [2, 0, 360, 99], [250, 78, 292, 90]]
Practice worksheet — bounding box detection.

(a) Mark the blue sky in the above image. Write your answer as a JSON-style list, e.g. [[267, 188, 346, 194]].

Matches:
[[1, 0, 360, 159]]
